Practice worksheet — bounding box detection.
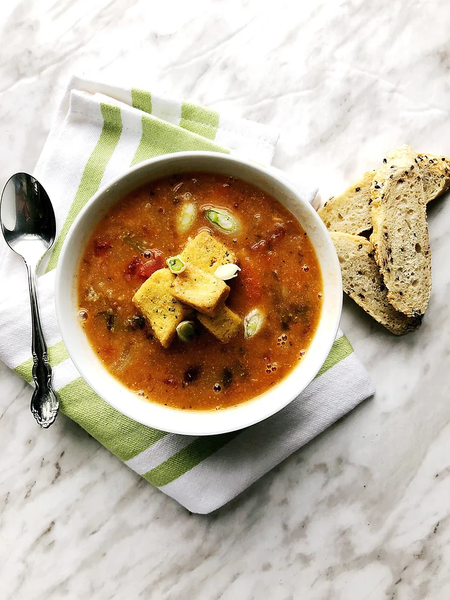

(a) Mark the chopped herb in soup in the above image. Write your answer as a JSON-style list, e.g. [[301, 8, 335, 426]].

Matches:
[[77, 172, 323, 411]]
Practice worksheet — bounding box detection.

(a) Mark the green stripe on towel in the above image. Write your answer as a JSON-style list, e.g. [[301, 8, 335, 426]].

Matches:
[[58, 377, 167, 461], [180, 102, 220, 140], [131, 88, 152, 114], [314, 335, 353, 379], [143, 432, 240, 487], [14, 340, 70, 383], [131, 113, 229, 166], [46, 103, 123, 272]]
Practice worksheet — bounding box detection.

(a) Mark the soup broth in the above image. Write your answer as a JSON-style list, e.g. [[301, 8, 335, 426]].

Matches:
[[77, 172, 323, 411]]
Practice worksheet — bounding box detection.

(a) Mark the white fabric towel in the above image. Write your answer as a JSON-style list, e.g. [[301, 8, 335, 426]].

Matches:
[[0, 76, 374, 514]]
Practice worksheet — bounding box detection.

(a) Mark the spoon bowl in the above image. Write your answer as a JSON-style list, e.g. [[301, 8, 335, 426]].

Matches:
[[1, 173, 59, 428], [1, 173, 55, 262]]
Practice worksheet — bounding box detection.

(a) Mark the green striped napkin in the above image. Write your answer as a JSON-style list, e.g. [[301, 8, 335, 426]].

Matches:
[[0, 76, 374, 513]]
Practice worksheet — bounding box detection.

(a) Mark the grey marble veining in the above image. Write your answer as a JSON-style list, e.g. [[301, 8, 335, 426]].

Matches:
[[2, 0, 450, 598]]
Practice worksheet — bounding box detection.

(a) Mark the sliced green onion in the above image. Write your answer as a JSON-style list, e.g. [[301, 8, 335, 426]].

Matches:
[[205, 207, 239, 233], [214, 263, 241, 280], [166, 256, 186, 274], [177, 202, 197, 233], [176, 320, 196, 342], [244, 308, 264, 339]]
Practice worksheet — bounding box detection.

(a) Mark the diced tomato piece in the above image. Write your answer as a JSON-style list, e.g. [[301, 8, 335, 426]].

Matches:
[[124, 257, 142, 280], [124, 250, 164, 281], [94, 240, 112, 256], [137, 251, 164, 280]]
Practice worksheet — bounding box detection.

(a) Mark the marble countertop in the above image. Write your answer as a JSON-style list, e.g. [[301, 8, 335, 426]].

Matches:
[[2, 1, 450, 598]]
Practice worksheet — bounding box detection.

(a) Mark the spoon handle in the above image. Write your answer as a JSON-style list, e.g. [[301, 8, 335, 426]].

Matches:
[[26, 262, 59, 428]]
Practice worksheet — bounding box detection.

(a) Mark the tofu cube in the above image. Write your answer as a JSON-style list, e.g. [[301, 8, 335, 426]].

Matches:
[[171, 263, 230, 316], [132, 269, 192, 348], [197, 304, 242, 343], [180, 231, 236, 274]]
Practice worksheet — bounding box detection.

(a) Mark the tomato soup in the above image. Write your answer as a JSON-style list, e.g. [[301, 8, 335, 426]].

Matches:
[[77, 172, 323, 411]]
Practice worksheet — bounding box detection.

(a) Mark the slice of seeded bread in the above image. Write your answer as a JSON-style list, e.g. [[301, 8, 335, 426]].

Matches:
[[318, 171, 374, 234], [418, 153, 450, 201], [370, 145, 431, 317], [320, 153, 450, 235], [331, 232, 422, 334]]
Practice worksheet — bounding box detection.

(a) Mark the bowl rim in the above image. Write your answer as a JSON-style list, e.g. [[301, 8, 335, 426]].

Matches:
[[55, 151, 342, 436]]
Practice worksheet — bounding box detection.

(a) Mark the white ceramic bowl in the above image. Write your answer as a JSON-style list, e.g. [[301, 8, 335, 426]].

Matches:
[[55, 152, 342, 436]]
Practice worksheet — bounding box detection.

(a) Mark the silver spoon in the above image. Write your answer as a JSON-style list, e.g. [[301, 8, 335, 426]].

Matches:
[[1, 173, 59, 428]]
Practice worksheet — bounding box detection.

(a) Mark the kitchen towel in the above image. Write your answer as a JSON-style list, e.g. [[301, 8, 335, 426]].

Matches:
[[0, 76, 374, 514]]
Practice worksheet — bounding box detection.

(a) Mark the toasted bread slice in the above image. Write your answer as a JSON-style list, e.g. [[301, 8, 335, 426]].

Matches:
[[171, 263, 230, 316], [319, 153, 450, 235], [318, 171, 375, 234], [197, 304, 242, 343], [133, 269, 192, 348], [180, 230, 236, 274], [331, 232, 422, 335], [370, 145, 431, 316]]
